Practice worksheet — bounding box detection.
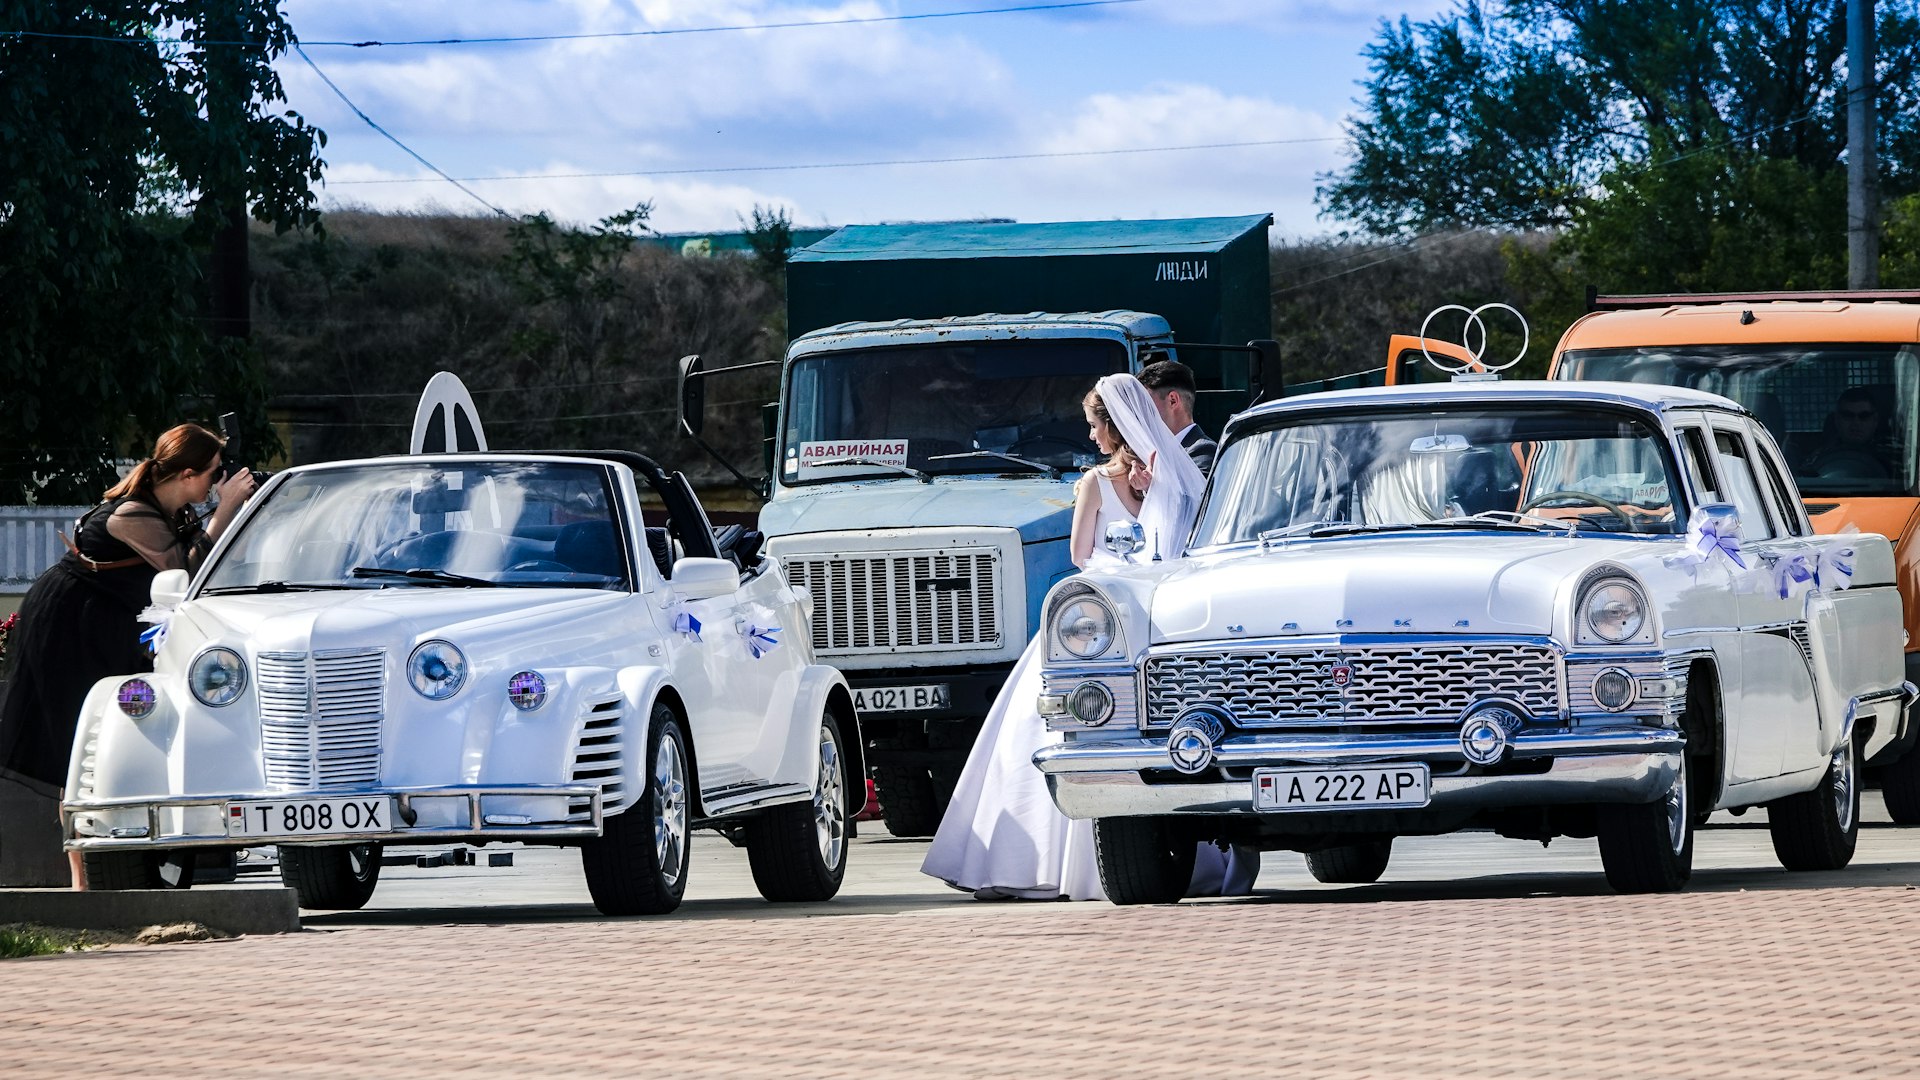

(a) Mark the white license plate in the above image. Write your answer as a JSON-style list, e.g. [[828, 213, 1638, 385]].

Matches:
[[1253, 765, 1431, 813], [225, 796, 395, 838], [852, 683, 951, 713]]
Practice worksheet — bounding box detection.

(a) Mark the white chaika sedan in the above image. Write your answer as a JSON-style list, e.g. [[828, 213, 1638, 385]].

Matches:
[[1035, 381, 1914, 902], [63, 451, 860, 915]]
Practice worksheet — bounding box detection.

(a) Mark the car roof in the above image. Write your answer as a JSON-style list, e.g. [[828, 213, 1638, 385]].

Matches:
[[1243, 379, 1747, 421], [1559, 300, 1920, 351]]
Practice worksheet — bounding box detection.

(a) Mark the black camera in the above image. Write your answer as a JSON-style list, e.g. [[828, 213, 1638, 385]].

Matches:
[[216, 412, 271, 486]]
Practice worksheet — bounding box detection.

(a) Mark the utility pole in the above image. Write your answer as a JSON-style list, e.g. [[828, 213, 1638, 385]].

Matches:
[[1848, 0, 1879, 289]]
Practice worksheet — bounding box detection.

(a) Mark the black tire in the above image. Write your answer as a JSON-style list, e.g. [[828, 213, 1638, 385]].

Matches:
[[871, 732, 940, 838], [1880, 744, 1920, 825], [1597, 750, 1694, 893], [1770, 733, 1861, 871], [278, 843, 383, 910], [1306, 838, 1393, 884], [1093, 817, 1197, 905], [746, 712, 851, 902], [582, 702, 691, 916], [83, 849, 195, 891]]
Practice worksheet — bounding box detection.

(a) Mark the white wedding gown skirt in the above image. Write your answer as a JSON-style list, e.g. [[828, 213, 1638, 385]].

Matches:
[[920, 637, 1107, 900]]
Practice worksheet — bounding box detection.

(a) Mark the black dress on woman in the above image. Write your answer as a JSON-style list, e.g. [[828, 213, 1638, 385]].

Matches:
[[0, 496, 204, 790]]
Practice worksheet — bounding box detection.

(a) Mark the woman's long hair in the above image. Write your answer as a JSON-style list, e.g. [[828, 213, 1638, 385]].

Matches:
[[102, 424, 224, 502], [1084, 387, 1141, 490]]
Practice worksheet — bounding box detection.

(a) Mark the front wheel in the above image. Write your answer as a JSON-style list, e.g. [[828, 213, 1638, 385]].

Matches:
[[1596, 752, 1694, 893], [83, 849, 195, 891], [746, 713, 852, 902], [279, 843, 382, 910], [1093, 818, 1196, 905], [1770, 734, 1860, 871], [1306, 838, 1393, 884], [581, 702, 691, 916]]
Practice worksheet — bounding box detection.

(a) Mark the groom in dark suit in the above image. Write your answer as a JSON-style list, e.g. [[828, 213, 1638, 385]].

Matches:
[[1138, 358, 1218, 475]]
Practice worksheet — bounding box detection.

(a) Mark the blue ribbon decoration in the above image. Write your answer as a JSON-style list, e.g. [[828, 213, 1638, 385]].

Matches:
[[1814, 545, 1855, 592], [1769, 552, 1815, 600], [672, 609, 703, 642], [1666, 505, 1747, 573], [740, 622, 781, 659], [138, 620, 168, 654]]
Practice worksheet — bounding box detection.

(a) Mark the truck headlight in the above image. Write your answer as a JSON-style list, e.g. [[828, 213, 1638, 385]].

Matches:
[[1578, 577, 1649, 644], [408, 640, 468, 700], [1053, 594, 1118, 659], [188, 646, 248, 707]]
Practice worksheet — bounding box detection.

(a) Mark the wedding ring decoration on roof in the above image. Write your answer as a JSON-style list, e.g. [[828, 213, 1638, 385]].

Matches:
[[1417, 302, 1530, 378], [410, 370, 489, 454]]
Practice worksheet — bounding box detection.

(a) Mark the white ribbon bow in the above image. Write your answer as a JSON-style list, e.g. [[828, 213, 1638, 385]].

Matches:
[[739, 621, 781, 659]]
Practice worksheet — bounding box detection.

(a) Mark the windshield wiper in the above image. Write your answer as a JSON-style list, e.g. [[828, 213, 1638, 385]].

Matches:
[[926, 450, 1061, 480], [349, 566, 499, 587], [1257, 520, 1357, 548], [807, 456, 932, 484], [201, 581, 363, 595]]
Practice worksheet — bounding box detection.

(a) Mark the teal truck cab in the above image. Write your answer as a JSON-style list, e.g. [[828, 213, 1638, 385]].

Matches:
[[680, 215, 1275, 836]]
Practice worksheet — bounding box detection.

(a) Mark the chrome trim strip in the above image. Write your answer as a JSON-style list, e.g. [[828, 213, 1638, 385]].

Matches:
[[1034, 725, 1684, 773], [698, 782, 811, 817]]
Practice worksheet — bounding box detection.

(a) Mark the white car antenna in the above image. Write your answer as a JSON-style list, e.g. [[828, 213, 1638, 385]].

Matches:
[[410, 372, 489, 454]]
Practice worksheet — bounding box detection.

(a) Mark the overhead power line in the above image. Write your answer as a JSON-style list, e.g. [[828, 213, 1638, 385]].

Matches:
[[329, 137, 1342, 187], [0, 1, 1142, 48]]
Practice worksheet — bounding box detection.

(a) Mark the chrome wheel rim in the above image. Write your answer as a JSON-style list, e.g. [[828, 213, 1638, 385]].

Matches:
[[1666, 753, 1689, 855], [1833, 737, 1857, 833], [813, 726, 847, 872], [654, 730, 688, 886]]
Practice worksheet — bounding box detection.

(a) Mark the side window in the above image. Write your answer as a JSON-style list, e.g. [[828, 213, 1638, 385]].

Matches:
[[1677, 427, 1721, 505], [1711, 428, 1778, 541], [1752, 433, 1808, 537]]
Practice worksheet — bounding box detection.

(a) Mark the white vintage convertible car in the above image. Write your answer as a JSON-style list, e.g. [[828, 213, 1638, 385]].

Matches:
[[1034, 380, 1914, 902], [62, 449, 860, 915]]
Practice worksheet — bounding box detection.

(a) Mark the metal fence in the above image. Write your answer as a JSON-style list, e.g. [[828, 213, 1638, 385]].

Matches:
[[0, 507, 86, 594]]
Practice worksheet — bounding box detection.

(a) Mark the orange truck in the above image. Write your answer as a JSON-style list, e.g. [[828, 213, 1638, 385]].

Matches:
[[1549, 290, 1920, 818]]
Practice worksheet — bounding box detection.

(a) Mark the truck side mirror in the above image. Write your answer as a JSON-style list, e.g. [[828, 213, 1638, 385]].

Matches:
[[678, 354, 707, 437], [1249, 339, 1281, 403]]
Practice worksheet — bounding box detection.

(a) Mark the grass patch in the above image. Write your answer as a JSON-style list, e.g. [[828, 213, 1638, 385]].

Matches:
[[0, 923, 74, 959]]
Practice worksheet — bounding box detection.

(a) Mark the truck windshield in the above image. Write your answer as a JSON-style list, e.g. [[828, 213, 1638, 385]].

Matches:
[[1560, 344, 1920, 497], [1192, 406, 1683, 547], [780, 339, 1129, 485]]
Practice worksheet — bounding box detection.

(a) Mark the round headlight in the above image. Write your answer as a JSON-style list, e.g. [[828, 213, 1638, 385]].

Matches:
[[507, 670, 548, 711], [1591, 668, 1636, 711], [407, 640, 468, 700], [1583, 580, 1646, 642], [1054, 597, 1116, 658], [1068, 681, 1114, 726], [116, 678, 157, 719], [189, 647, 248, 707]]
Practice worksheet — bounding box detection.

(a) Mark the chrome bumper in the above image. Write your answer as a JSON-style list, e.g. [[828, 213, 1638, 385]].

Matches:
[[62, 783, 606, 851], [1032, 726, 1683, 819]]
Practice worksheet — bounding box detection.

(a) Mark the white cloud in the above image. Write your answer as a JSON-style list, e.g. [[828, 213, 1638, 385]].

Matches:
[[319, 161, 796, 231], [1146, 0, 1459, 32]]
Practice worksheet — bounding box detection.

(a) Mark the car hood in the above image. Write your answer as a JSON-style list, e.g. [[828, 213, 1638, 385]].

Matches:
[[760, 476, 1077, 544], [166, 587, 630, 662], [1140, 533, 1657, 644]]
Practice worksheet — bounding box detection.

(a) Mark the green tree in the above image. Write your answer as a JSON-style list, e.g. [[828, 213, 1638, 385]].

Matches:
[[0, 1, 324, 503], [741, 203, 795, 284]]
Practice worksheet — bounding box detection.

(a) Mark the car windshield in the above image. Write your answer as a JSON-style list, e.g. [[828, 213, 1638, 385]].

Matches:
[[1560, 343, 1920, 496], [780, 338, 1129, 485], [201, 460, 631, 592], [1192, 406, 1684, 547]]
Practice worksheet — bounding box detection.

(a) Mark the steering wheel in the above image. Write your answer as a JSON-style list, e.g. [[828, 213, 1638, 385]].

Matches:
[[507, 560, 573, 573], [1809, 446, 1891, 480], [1519, 489, 1632, 530], [1007, 434, 1087, 457]]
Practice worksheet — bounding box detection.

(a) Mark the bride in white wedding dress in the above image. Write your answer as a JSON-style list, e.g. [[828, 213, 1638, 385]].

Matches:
[[920, 373, 1211, 900]]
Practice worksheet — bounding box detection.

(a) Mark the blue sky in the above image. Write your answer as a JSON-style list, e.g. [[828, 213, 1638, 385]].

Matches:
[[277, 1, 1453, 237]]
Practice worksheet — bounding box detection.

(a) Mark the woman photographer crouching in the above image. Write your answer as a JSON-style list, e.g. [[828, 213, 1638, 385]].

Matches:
[[0, 423, 257, 888]]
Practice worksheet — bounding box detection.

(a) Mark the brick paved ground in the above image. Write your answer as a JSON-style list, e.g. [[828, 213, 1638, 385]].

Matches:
[[5, 884, 1919, 1078]]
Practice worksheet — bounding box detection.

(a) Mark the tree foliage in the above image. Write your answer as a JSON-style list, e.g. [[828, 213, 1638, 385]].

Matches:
[[0, 1, 324, 504]]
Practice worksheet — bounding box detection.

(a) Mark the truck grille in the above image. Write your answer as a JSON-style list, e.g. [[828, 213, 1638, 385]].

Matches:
[[1143, 641, 1561, 729], [783, 550, 1000, 655], [258, 649, 385, 789]]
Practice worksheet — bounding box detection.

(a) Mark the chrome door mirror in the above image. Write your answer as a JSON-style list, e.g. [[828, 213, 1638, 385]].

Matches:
[[1104, 520, 1146, 558]]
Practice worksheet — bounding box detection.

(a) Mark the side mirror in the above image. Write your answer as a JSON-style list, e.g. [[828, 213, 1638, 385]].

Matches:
[[671, 556, 740, 601], [1249, 339, 1281, 403], [1104, 520, 1146, 558], [678, 354, 707, 437], [151, 568, 189, 608]]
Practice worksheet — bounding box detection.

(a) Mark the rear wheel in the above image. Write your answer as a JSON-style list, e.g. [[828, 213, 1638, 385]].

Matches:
[[747, 713, 852, 902], [1094, 817, 1197, 905], [581, 702, 691, 916], [83, 849, 195, 891], [1770, 733, 1860, 871], [1305, 838, 1393, 884], [1597, 752, 1694, 893], [279, 843, 382, 910], [1879, 744, 1920, 825], [871, 731, 940, 838]]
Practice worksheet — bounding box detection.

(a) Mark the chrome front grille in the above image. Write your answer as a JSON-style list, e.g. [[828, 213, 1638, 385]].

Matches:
[[569, 697, 626, 821], [1143, 640, 1562, 729], [258, 649, 385, 789], [783, 550, 1000, 655]]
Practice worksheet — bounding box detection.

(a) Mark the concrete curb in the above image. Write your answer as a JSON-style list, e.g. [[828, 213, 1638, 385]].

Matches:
[[0, 887, 302, 936]]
